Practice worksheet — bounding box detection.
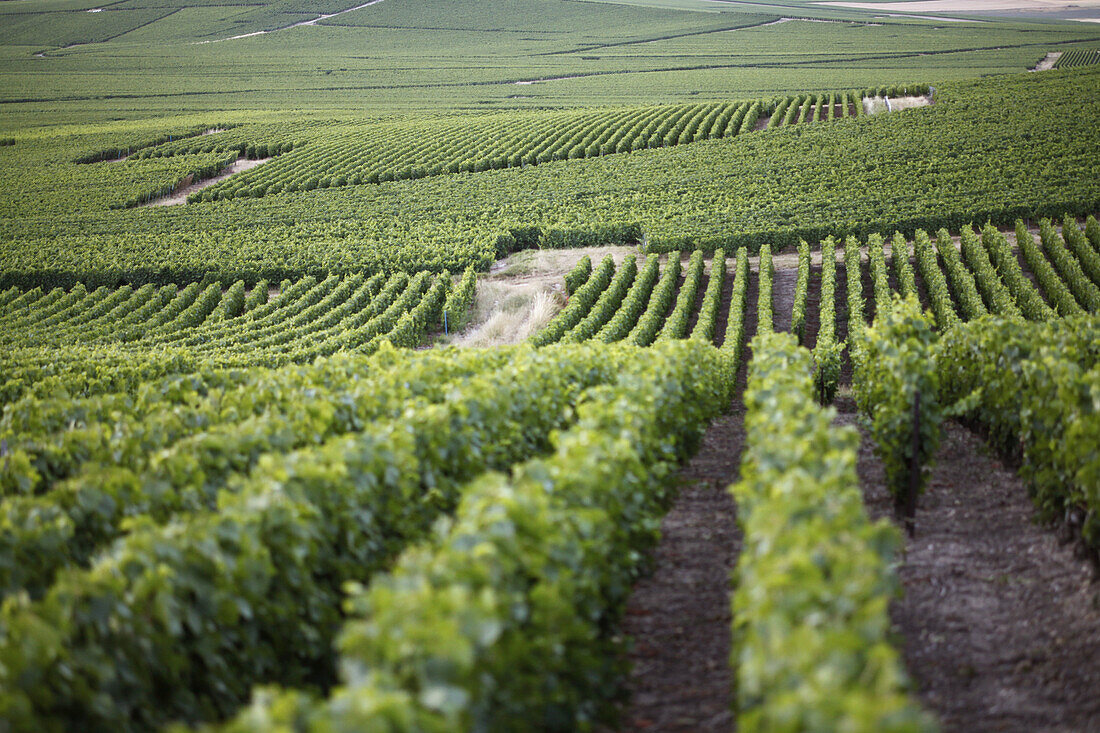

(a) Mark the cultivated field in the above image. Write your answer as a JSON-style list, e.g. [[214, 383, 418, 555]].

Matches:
[[2, 1, 1100, 731]]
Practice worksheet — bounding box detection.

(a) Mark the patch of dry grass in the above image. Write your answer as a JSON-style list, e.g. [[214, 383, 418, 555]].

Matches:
[[864, 95, 931, 114], [453, 280, 563, 347], [438, 245, 642, 347], [458, 286, 560, 346]]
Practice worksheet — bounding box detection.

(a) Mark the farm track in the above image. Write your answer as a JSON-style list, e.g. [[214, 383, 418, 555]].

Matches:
[[536, 16, 789, 57], [205, 0, 388, 43], [770, 263, 797, 333], [615, 257, 760, 731], [615, 410, 744, 732], [834, 261, 854, 385], [141, 156, 270, 207], [836, 397, 1100, 732], [1031, 51, 1063, 72]]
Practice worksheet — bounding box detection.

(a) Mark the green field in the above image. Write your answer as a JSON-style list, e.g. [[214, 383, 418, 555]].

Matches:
[[2, 1, 1100, 731]]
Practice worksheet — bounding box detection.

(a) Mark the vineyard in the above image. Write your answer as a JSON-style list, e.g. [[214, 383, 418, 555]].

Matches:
[[2, 208, 1099, 728], [3, 0, 1100, 730], [188, 90, 909, 202], [27, 87, 924, 211], [1054, 48, 1100, 68], [3, 67, 1096, 290]]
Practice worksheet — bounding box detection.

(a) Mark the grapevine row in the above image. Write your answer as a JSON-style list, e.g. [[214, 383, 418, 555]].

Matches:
[[866, 233, 893, 318], [0, 270, 469, 402], [912, 229, 959, 330], [630, 252, 681, 346], [938, 316, 1100, 550], [193, 98, 815, 203], [812, 236, 842, 404], [1016, 221, 1082, 316], [0, 343, 649, 730], [1038, 218, 1100, 311], [562, 254, 638, 343], [216, 340, 733, 732], [658, 250, 705, 341], [891, 232, 917, 298], [720, 247, 750, 367], [691, 248, 726, 343], [934, 228, 988, 320], [755, 244, 773, 335], [790, 240, 810, 343], [979, 224, 1053, 320], [852, 296, 944, 532], [731, 331, 934, 731], [957, 225, 1020, 317], [598, 253, 660, 343], [1053, 48, 1100, 68]]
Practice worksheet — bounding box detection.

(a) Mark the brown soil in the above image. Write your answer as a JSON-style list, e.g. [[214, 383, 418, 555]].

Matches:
[[834, 396, 1100, 732], [771, 264, 798, 334], [615, 409, 744, 732]]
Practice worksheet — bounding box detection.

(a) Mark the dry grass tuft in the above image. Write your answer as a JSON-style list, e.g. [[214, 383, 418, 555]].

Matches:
[[455, 282, 563, 347]]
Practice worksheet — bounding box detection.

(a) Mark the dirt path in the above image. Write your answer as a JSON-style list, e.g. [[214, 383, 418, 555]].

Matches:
[[771, 264, 798, 333], [834, 397, 1100, 732], [449, 246, 639, 346], [616, 410, 744, 732], [141, 156, 270, 207], [1031, 51, 1063, 71], [514, 75, 586, 85]]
